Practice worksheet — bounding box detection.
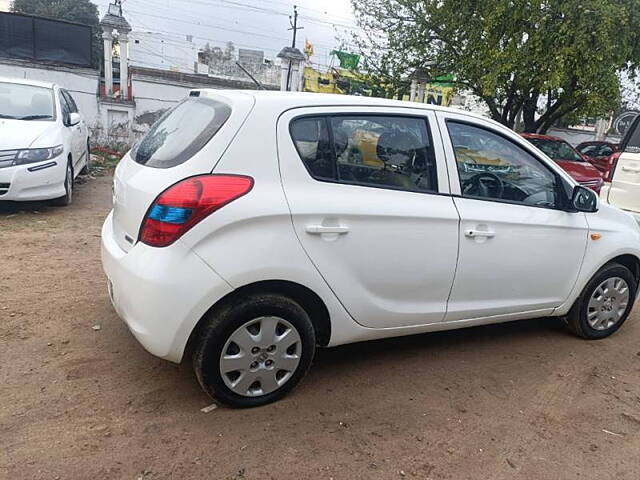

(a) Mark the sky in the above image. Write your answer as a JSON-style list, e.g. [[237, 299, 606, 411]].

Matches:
[[93, 0, 360, 67]]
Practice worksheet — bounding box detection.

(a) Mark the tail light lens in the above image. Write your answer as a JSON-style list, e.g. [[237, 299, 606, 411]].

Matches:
[[604, 152, 621, 182], [139, 174, 254, 247]]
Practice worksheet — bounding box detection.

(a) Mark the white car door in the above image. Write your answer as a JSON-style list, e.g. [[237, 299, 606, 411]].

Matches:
[[607, 116, 640, 213], [59, 89, 84, 169], [278, 106, 460, 329], [436, 111, 589, 321]]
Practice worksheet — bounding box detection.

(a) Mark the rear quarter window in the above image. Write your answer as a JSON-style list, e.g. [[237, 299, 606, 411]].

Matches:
[[132, 97, 231, 168]]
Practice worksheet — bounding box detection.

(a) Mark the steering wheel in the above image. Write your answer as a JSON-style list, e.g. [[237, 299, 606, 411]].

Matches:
[[465, 172, 504, 199]]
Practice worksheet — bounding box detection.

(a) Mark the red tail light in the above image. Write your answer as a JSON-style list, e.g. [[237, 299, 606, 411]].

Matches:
[[139, 174, 254, 247], [604, 152, 621, 182]]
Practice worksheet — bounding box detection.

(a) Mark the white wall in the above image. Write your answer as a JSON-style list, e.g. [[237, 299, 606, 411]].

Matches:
[[129, 32, 197, 74], [0, 59, 100, 130]]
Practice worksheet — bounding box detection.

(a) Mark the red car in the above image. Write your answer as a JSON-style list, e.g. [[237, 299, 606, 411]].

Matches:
[[520, 133, 604, 193], [576, 141, 620, 181]]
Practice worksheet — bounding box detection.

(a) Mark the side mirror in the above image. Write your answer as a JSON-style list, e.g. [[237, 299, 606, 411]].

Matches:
[[572, 185, 598, 213], [68, 112, 81, 126]]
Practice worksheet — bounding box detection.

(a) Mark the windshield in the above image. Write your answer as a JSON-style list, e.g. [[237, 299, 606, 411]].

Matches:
[[0, 82, 55, 121], [529, 138, 583, 162]]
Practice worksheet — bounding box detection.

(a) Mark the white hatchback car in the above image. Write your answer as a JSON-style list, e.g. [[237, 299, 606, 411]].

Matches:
[[102, 91, 640, 407], [0, 78, 90, 205]]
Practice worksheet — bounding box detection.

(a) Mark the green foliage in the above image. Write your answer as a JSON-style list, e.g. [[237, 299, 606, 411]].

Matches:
[[12, 0, 101, 68], [351, 0, 640, 132]]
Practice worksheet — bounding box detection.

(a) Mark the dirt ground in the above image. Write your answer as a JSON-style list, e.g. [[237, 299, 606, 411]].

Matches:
[[2, 170, 640, 480]]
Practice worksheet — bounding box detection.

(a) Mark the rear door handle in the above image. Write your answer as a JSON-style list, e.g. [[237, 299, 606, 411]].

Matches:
[[306, 225, 350, 235], [464, 229, 495, 238]]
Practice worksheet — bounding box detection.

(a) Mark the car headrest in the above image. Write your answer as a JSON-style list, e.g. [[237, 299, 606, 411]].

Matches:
[[376, 131, 420, 166]]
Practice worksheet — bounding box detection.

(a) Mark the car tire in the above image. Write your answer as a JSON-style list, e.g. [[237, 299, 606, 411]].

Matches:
[[80, 139, 91, 175], [193, 293, 316, 407], [565, 263, 636, 339], [51, 159, 73, 207]]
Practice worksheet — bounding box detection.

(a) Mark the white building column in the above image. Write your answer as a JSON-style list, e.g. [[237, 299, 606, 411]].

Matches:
[[409, 79, 417, 102], [119, 32, 129, 100], [417, 83, 426, 103], [279, 59, 291, 92], [102, 29, 113, 97]]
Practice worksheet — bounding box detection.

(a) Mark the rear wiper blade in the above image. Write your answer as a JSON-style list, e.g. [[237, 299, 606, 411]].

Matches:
[[0, 114, 18, 119], [19, 114, 52, 120]]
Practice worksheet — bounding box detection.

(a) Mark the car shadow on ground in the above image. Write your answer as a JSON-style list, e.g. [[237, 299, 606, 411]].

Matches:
[[0, 200, 55, 214], [309, 316, 568, 379]]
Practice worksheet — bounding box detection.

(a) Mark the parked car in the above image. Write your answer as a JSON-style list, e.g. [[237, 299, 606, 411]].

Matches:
[[102, 91, 640, 407], [0, 78, 90, 205], [577, 141, 620, 181], [520, 133, 604, 193], [601, 115, 640, 219]]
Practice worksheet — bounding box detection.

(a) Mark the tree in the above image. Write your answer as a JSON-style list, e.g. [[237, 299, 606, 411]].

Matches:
[[351, 0, 640, 133], [12, 0, 101, 68]]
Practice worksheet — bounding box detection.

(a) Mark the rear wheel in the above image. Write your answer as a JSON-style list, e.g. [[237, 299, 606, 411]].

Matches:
[[51, 159, 73, 207], [193, 293, 316, 407], [565, 263, 636, 339]]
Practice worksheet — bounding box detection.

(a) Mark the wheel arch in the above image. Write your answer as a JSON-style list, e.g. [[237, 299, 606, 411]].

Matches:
[[185, 279, 332, 357], [606, 254, 640, 286]]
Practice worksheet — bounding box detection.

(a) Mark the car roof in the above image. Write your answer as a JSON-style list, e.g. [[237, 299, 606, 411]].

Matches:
[[196, 89, 493, 123], [520, 132, 565, 142], [576, 141, 618, 147], [0, 77, 55, 89]]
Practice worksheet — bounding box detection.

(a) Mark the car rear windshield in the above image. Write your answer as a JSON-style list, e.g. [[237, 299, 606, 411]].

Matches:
[[623, 116, 640, 153], [0, 82, 55, 121], [132, 96, 231, 168], [529, 138, 583, 162]]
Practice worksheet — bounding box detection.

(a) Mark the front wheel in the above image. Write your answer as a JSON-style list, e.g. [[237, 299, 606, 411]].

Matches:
[[193, 293, 316, 407], [565, 263, 637, 339]]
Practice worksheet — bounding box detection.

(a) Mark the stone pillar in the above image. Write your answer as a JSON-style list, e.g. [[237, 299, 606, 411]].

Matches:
[[119, 32, 129, 100], [279, 59, 291, 92], [277, 47, 306, 92], [409, 79, 417, 102], [417, 83, 426, 103], [102, 29, 113, 97]]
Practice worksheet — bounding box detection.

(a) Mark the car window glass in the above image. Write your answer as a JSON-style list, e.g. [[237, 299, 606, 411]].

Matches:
[[448, 122, 558, 208], [623, 116, 640, 153], [0, 81, 55, 121], [290, 117, 333, 180], [600, 146, 614, 157], [59, 94, 71, 126], [61, 90, 78, 113], [330, 116, 438, 192], [291, 115, 439, 193], [580, 145, 599, 157], [529, 138, 582, 162], [132, 96, 231, 168]]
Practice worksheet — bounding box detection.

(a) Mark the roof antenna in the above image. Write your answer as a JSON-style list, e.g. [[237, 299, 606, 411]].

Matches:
[[235, 62, 265, 90]]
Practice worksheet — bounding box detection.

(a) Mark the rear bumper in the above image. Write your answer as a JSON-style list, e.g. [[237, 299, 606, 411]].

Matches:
[[101, 211, 233, 362], [0, 159, 66, 201]]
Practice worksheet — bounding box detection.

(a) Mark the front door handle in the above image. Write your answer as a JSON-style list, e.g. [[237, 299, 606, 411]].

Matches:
[[306, 225, 350, 235], [464, 229, 495, 239], [622, 166, 640, 173]]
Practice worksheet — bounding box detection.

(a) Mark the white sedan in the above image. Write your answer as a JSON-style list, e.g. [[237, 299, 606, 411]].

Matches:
[[0, 78, 90, 205], [102, 91, 640, 407]]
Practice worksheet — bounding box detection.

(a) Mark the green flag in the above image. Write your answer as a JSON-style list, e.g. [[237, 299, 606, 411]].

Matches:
[[331, 50, 360, 70]]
